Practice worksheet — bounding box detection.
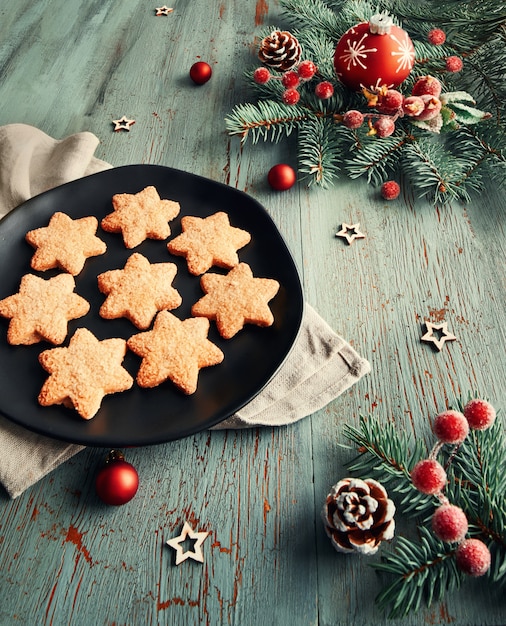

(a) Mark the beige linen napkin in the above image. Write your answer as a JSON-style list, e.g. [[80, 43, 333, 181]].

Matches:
[[0, 124, 370, 498]]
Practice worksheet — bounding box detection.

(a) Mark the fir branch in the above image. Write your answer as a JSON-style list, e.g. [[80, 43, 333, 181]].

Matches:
[[298, 116, 343, 186], [345, 131, 410, 186], [373, 527, 462, 619]]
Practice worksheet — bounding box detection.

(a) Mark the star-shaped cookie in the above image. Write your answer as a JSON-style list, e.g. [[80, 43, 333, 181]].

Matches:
[[38, 328, 133, 420], [0, 273, 90, 345], [97, 253, 182, 329], [167, 212, 251, 275], [25, 212, 107, 275], [127, 310, 224, 394], [191, 263, 280, 339], [101, 186, 180, 249]]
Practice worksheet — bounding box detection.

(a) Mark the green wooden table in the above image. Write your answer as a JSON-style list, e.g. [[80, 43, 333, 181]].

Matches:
[[0, 1, 504, 625]]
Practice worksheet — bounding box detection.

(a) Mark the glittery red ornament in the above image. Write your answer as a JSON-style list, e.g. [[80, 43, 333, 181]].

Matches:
[[334, 13, 415, 92], [267, 164, 296, 191], [189, 61, 212, 85], [95, 450, 139, 506]]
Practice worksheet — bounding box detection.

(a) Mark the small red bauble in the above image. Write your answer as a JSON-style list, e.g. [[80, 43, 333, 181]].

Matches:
[[334, 13, 415, 91], [456, 539, 491, 577], [95, 450, 139, 506], [267, 164, 296, 191], [379, 89, 403, 111], [433, 410, 469, 444], [282, 70, 300, 88], [463, 398, 496, 430], [381, 181, 400, 200], [189, 61, 212, 85], [411, 458, 447, 495], [431, 504, 468, 543]]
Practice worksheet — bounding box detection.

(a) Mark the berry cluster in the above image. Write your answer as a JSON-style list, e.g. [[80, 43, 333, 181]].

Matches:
[[253, 60, 334, 104], [410, 398, 496, 577]]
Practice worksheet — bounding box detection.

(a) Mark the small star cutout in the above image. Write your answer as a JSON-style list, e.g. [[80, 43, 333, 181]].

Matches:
[[421, 321, 457, 351], [112, 116, 136, 132], [166, 522, 210, 565], [335, 223, 366, 245], [155, 6, 173, 15]]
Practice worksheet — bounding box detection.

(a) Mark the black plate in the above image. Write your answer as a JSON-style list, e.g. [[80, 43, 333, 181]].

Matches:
[[0, 165, 303, 446]]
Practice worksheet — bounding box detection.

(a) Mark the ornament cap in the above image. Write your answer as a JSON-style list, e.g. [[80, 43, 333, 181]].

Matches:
[[369, 13, 393, 35]]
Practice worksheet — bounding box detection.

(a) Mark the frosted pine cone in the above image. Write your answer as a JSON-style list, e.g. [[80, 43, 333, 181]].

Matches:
[[258, 30, 302, 71], [322, 478, 395, 555]]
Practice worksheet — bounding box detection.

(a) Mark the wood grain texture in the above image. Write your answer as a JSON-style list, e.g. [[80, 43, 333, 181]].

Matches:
[[0, 1, 505, 625]]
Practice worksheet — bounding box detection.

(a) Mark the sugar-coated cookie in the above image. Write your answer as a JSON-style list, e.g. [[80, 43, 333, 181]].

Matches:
[[191, 263, 280, 339], [25, 212, 106, 276], [101, 186, 180, 248], [38, 328, 133, 420], [0, 273, 90, 345], [127, 310, 224, 394], [97, 252, 182, 329], [167, 212, 251, 275]]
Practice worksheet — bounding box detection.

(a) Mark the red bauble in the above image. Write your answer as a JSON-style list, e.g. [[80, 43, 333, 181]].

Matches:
[[267, 164, 296, 191], [95, 450, 139, 506], [334, 14, 415, 91], [189, 61, 212, 85]]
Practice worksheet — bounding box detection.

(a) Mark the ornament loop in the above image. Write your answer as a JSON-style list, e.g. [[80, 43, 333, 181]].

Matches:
[[369, 13, 393, 35]]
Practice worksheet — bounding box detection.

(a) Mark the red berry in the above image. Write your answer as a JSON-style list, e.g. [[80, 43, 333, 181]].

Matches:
[[446, 56, 463, 73], [253, 67, 271, 84], [373, 116, 396, 138], [381, 89, 403, 111], [402, 95, 425, 117], [314, 81, 334, 99], [189, 61, 212, 85], [267, 163, 296, 191], [416, 94, 442, 121], [381, 181, 400, 200], [297, 60, 317, 80], [428, 28, 446, 46], [342, 110, 364, 129], [282, 70, 300, 88], [431, 504, 468, 543], [463, 399, 496, 430], [433, 410, 469, 443], [456, 539, 491, 577], [412, 75, 442, 98], [411, 459, 447, 495], [282, 88, 300, 105]]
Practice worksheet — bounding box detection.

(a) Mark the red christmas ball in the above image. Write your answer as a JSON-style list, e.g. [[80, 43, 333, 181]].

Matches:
[[267, 164, 296, 191], [95, 450, 139, 506], [189, 61, 212, 85], [334, 14, 415, 91]]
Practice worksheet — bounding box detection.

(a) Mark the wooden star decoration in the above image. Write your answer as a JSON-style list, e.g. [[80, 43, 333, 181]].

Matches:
[[112, 116, 135, 132], [166, 522, 209, 565], [335, 223, 366, 245], [155, 6, 173, 15], [421, 321, 457, 351]]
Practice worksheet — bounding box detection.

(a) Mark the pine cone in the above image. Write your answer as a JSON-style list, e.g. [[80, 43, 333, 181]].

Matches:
[[258, 30, 302, 72], [322, 478, 395, 555]]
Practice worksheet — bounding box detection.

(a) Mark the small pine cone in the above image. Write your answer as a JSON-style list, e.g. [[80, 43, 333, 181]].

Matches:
[[258, 30, 302, 71], [322, 478, 395, 555]]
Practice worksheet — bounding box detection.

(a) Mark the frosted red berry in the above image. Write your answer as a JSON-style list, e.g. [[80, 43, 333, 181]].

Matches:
[[446, 56, 463, 72], [416, 94, 442, 121], [431, 504, 468, 543], [433, 410, 469, 444], [428, 28, 446, 46], [411, 459, 447, 495], [315, 81, 334, 99], [403, 95, 425, 117], [253, 67, 271, 84], [297, 60, 317, 80], [282, 88, 300, 105], [381, 89, 403, 111], [342, 110, 364, 129], [282, 70, 300, 88], [412, 75, 442, 98], [456, 539, 491, 577], [373, 116, 396, 138], [463, 399, 496, 430], [381, 181, 400, 200]]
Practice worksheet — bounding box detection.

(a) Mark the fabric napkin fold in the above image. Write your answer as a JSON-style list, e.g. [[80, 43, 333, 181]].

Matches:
[[0, 124, 370, 498]]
